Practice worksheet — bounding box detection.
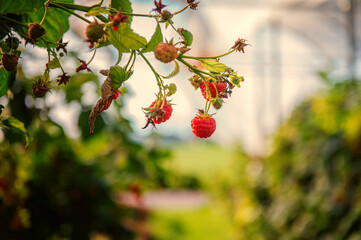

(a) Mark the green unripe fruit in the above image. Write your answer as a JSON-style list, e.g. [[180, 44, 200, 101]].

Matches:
[[86, 22, 105, 42]]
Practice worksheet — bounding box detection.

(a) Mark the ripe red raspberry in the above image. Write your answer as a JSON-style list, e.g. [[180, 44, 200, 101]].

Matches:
[[154, 42, 178, 63], [201, 81, 226, 100], [149, 100, 173, 124], [191, 115, 216, 138]]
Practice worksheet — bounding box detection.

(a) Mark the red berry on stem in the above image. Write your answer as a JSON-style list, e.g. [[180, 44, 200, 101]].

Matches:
[[149, 100, 173, 124], [191, 115, 216, 138], [154, 42, 178, 63], [201, 81, 226, 100]]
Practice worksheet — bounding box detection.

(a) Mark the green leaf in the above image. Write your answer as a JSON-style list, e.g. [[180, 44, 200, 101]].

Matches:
[[0, 116, 30, 145], [142, 23, 163, 53], [0, 0, 44, 14], [0, 68, 10, 97], [109, 66, 126, 89], [85, 6, 110, 16], [22, 0, 73, 48], [181, 29, 193, 46], [107, 23, 147, 53], [0, 23, 9, 40], [110, 0, 133, 24], [47, 58, 61, 69], [200, 59, 229, 73], [162, 61, 180, 79]]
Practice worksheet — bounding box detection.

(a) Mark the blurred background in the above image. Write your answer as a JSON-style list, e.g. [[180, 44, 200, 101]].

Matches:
[[1, 0, 361, 239]]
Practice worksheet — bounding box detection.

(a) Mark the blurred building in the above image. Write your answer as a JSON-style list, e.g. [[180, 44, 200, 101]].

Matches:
[[157, 0, 361, 153], [63, 0, 361, 153]]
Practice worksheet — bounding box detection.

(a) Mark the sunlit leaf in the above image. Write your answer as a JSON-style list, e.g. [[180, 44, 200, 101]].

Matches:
[[201, 59, 229, 73], [107, 23, 147, 53], [0, 116, 30, 145], [142, 23, 162, 53]]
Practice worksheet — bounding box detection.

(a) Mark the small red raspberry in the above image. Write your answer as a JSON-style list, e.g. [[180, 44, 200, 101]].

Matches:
[[110, 10, 128, 31], [191, 114, 216, 138], [1, 54, 19, 72], [112, 90, 123, 100], [200, 81, 226, 100], [154, 42, 178, 63], [149, 100, 173, 124]]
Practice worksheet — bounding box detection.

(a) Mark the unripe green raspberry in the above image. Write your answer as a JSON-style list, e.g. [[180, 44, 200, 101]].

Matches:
[[86, 22, 105, 42]]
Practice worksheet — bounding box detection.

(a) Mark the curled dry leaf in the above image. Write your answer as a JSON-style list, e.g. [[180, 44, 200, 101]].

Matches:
[[89, 97, 113, 133], [101, 76, 113, 99], [89, 74, 115, 133]]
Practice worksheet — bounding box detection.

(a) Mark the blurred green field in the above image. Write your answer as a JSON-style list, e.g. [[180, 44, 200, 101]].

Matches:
[[165, 140, 237, 187], [150, 206, 235, 240], [150, 141, 237, 240]]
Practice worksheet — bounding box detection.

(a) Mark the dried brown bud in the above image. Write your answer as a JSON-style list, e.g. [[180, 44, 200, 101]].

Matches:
[[32, 80, 50, 98], [1, 54, 19, 72], [231, 38, 250, 53], [161, 10, 172, 21], [57, 73, 71, 86], [26, 23, 46, 45]]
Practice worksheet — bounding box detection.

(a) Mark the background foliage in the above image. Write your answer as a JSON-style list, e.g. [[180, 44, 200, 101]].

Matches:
[[230, 77, 361, 240], [0, 67, 175, 239]]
